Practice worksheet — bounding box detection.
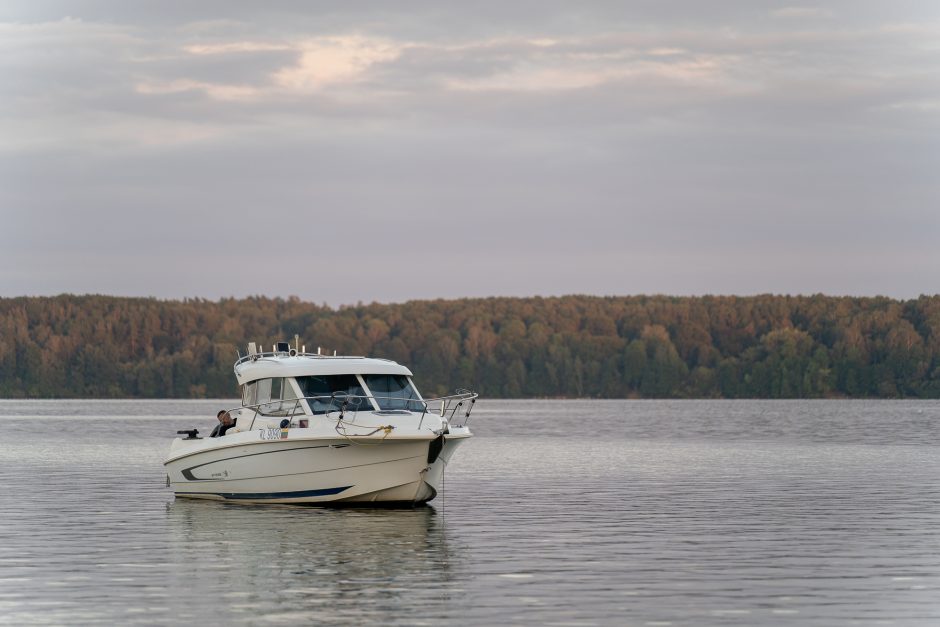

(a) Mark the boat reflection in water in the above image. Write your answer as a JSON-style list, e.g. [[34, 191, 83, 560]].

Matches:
[[164, 499, 461, 622]]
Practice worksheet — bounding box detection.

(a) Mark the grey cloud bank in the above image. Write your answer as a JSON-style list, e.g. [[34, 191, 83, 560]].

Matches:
[[1, 1, 938, 304]]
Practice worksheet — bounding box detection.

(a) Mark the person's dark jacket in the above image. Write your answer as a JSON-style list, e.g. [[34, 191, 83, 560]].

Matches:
[[210, 422, 234, 438]]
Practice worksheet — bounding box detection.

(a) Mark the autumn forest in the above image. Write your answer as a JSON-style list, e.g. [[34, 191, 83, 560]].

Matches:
[[1, 294, 939, 399]]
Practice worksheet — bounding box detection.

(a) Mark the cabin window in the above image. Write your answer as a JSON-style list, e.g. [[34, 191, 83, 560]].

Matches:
[[256, 378, 273, 404], [363, 375, 422, 411], [242, 378, 295, 416], [282, 377, 298, 401], [242, 381, 257, 407], [296, 375, 372, 414]]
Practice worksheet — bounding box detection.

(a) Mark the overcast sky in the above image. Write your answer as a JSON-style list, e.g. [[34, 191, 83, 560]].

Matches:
[[2, 1, 937, 304]]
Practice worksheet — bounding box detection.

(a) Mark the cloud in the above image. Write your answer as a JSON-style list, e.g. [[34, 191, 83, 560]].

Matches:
[[135, 78, 259, 100], [1, 4, 938, 302], [273, 36, 403, 89], [183, 41, 291, 55]]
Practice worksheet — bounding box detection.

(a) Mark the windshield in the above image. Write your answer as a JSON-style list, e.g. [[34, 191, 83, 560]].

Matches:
[[295, 375, 372, 414], [362, 374, 422, 411]]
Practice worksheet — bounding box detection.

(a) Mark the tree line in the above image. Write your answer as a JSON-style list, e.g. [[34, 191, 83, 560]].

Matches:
[[0, 294, 938, 399]]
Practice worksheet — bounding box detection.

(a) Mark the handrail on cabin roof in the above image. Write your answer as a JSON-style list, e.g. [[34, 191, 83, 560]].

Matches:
[[234, 351, 398, 368]]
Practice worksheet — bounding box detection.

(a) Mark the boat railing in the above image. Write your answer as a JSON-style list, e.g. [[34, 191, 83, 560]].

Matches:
[[420, 389, 478, 428], [234, 350, 397, 369], [230, 389, 478, 431]]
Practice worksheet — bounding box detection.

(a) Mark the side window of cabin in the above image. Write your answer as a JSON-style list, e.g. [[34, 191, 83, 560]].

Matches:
[[282, 378, 298, 401], [245, 378, 294, 416], [256, 378, 273, 404], [242, 381, 258, 407]]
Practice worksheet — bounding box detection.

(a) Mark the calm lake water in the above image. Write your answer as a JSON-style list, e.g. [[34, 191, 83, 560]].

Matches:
[[0, 399, 938, 625]]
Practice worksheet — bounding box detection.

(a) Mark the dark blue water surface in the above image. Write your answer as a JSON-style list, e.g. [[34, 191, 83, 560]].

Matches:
[[0, 399, 938, 625]]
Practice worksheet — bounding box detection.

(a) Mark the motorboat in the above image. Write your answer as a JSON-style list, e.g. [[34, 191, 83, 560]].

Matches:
[[164, 339, 476, 505]]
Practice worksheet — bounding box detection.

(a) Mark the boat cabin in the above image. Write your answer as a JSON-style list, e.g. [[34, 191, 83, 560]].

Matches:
[[233, 349, 425, 425]]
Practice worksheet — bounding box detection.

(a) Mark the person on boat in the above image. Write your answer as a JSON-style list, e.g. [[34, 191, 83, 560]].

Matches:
[[210, 410, 235, 437]]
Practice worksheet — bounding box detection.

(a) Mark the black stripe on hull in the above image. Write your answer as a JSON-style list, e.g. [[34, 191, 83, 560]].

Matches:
[[175, 485, 354, 499]]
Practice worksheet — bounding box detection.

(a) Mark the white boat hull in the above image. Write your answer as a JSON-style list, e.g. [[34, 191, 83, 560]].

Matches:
[[165, 429, 471, 505]]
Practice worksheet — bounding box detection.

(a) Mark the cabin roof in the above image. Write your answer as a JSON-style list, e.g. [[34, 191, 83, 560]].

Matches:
[[233, 355, 412, 385]]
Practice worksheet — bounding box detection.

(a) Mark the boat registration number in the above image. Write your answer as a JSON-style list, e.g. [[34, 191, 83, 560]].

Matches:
[[259, 428, 288, 441]]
